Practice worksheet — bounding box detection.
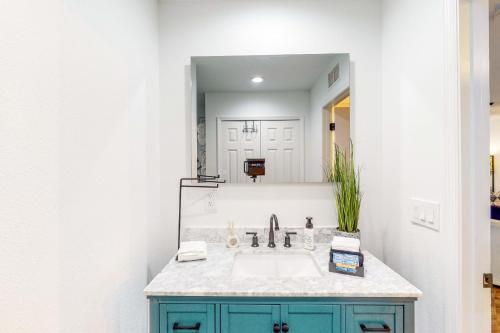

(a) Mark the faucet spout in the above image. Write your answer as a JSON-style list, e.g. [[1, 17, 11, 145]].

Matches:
[[268, 214, 279, 248]]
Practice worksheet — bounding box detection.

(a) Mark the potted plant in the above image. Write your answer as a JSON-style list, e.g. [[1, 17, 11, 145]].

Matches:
[[326, 141, 361, 239]]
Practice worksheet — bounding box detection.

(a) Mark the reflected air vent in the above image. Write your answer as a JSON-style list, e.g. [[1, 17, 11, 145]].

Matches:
[[328, 63, 340, 88]]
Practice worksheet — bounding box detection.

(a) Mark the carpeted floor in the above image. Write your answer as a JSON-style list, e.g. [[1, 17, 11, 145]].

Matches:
[[493, 286, 500, 333]]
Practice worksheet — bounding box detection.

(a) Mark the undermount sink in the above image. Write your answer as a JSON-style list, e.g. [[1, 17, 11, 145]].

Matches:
[[231, 252, 322, 278]]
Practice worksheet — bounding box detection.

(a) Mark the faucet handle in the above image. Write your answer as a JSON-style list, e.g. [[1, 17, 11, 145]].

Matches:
[[246, 232, 259, 247], [284, 232, 297, 248]]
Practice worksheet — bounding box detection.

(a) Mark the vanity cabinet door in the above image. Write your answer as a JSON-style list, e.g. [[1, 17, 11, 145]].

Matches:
[[220, 304, 280, 333], [160, 303, 215, 333], [281, 304, 341, 333], [345, 305, 403, 333]]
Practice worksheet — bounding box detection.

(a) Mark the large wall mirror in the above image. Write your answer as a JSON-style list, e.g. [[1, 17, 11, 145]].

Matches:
[[191, 54, 351, 183]]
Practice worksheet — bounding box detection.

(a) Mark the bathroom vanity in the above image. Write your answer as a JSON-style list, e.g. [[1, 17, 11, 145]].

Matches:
[[144, 243, 421, 333]]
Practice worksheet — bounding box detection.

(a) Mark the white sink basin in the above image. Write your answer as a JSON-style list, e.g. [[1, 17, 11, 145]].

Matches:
[[231, 252, 322, 278]]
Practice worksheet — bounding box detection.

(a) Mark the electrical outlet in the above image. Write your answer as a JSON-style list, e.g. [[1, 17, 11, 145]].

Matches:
[[410, 198, 440, 231], [205, 190, 217, 213]]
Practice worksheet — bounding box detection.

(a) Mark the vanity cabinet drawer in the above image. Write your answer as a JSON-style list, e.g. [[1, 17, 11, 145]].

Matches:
[[220, 304, 280, 333], [345, 305, 403, 333], [160, 304, 215, 333], [282, 304, 341, 333]]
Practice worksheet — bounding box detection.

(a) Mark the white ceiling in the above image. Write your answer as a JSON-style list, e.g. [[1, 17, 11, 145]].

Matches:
[[193, 54, 347, 93]]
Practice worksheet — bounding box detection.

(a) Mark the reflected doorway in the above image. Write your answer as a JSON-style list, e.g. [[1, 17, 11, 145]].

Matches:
[[323, 91, 350, 179]]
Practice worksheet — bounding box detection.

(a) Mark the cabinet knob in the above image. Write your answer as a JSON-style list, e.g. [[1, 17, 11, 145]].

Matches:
[[281, 322, 289, 332], [273, 323, 281, 333]]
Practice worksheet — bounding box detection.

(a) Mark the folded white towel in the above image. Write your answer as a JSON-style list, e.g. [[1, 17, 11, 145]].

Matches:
[[177, 241, 207, 262], [331, 236, 360, 253]]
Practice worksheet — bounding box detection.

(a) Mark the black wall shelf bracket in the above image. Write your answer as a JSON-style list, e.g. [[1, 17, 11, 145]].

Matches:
[[177, 175, 225, 249]]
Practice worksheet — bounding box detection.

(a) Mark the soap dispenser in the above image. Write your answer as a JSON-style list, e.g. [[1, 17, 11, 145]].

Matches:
[[304, 217, 314, 250]]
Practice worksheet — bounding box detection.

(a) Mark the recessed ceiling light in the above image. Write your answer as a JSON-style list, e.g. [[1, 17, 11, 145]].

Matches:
[[251, 76, 264, 84]]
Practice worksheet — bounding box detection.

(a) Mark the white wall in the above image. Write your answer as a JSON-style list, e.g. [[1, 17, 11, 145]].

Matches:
[[492, 9, 500, 191], [308, 54, 351, 181], [1, 1, 160, 333], [492, 0, 500, 290], [460, 0, 491, 330], [182, 184, 336, 228], [380, 0, 453, 332], [204, 91, 310, 176], [159, 0, 383, 263], [59, 1, 159, 333], [0, 2, 61, 332], [492, 7, 500, 114]]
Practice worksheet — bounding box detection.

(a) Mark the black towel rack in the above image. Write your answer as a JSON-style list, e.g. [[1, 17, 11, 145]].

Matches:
[[177, 175, 225, 249]]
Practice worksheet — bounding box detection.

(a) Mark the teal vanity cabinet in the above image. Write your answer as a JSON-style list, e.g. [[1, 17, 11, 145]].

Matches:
[[150, 297, 414, 333]]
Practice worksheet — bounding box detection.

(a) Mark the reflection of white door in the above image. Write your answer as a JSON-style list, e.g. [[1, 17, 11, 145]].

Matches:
[[218, 121, 260, 183], [217, 119, 302, 183], [261, 120, 302, 183]]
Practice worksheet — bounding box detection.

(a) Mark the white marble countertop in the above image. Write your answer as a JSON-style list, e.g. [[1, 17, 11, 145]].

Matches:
[[144, 243, 422, 298]]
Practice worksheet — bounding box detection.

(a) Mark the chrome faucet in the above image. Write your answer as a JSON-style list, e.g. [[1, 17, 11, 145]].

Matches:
[[268, 214, 280, 248]]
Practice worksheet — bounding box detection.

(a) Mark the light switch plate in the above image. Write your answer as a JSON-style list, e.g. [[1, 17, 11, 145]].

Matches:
[[411, 198, 440, 231]]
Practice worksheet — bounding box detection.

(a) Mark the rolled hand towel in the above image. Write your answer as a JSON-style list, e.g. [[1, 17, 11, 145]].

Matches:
[[331, 236, 360, 253], [177, 241, 207, 262]]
